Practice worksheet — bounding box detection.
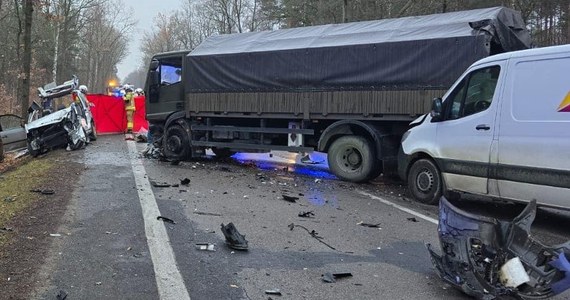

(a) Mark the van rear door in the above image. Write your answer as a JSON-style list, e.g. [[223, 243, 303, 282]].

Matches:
[[435, 64, 503, 195], [496, 51, 570, 208]]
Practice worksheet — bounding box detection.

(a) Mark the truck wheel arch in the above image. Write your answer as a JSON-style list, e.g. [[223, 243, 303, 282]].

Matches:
[[318, 120, 383, 159]]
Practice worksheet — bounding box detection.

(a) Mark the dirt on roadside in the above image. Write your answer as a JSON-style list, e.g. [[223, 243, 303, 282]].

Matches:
[[0, 150, 83, 299]]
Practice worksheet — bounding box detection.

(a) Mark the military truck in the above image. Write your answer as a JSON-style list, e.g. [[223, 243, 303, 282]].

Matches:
[[144, 7, 530, 182]]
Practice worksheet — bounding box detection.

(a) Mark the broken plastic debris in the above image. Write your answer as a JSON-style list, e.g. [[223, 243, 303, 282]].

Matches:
[[156, 216, 176, 224], [151, 181, 171, 188], [0, 227, 13, 232], [499, 257, 530, 288], [50, 233, 62, 237], [549, 252, 570, 294], [298, 211, 315, 218], [357, 222, 381, 228], [30, 188, 55, 195], [193, 211, 223, 217], [221, 223, 248, 250], [282, 194, 299, 203], [195, 243, 216, 251], [264, 289, 282, 295], [427, 197, 570, 299], [314, 179, 322, 183], [230, 284, 239, 288], [322, 272, 352, 283], [406, 217, 418, 222], [180, 178, 190, 186], [56, 289, 68, 300]]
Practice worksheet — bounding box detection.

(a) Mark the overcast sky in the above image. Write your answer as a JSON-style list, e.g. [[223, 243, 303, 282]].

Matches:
[[116, 0, 182, 80]]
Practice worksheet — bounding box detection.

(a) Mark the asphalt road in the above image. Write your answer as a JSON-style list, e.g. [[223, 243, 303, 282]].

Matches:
[[31, 135, 570, 299]]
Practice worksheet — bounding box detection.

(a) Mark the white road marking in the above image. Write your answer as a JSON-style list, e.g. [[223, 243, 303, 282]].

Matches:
[[127, 141, 191, 300], [357, 190, 439, 225]]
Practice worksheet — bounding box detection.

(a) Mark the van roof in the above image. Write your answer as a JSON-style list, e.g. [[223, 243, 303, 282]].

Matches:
[[473, 44, 570, 67]]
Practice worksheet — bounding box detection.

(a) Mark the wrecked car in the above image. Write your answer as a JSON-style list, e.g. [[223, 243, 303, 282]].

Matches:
[[25, 77, 95, 156], [427, 197, 570, 299]]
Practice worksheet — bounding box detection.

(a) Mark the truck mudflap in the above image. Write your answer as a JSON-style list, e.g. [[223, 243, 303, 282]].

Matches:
[[427, 197, 570, 300]]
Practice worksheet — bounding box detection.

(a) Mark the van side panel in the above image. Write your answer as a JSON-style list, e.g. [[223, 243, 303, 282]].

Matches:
[[496, 53, 570, 208]]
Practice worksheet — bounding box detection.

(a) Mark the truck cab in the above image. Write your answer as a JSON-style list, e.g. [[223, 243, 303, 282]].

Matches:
[[400, 44, 570, 209], [145, 51, 189, 124]]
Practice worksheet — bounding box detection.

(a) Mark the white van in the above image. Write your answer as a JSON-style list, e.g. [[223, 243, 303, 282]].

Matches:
[[399, 44, 570, 209]]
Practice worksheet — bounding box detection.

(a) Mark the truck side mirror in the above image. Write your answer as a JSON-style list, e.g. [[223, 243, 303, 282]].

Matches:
[[149, 59, 159, 71], [430, 97, 443, 121], [149, 70, 160, 86]]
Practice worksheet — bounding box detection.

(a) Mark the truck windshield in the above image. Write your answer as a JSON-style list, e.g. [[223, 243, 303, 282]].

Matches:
[[160, 64, 182, 85]]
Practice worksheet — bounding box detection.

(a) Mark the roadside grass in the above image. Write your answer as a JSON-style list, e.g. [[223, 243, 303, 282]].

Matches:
[[0, 157, 53, 245]]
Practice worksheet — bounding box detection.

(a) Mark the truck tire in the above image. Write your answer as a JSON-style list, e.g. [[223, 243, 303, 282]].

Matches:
[[164, 124, 190, 160], [328, 136, 374, 182], [212, 147, 236, 159], [407, 159, 442, 205]]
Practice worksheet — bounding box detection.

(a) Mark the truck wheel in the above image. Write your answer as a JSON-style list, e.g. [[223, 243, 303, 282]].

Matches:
[[328, 136, 374, 182], [164, 124, 190, 160], [212, 147, 235, 159], [407, 159, 442, 205]]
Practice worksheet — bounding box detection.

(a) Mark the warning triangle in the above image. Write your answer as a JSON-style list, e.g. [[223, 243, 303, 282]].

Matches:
[[558, 92, 570, 112]]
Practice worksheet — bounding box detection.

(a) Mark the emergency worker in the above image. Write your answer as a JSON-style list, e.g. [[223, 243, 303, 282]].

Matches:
[[123, 85, 136, 133]]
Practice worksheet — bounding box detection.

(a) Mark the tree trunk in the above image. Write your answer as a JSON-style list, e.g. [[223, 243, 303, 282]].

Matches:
[[19, 0, 33, 119], [342, 0, 348, 23]]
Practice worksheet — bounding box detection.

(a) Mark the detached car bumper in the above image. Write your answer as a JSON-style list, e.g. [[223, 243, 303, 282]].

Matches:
[[427, 197, 570, 299]]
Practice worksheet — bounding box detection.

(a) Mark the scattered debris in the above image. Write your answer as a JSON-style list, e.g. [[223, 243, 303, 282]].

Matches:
[[322, 272, 353, 283], [56, 289, 68, 300], [3, 196, 15, 203], [314, 179, 322, 183], [288, 223, 336, 251], [264, 289, 282, 296], [142, 144, 162, 159], [282, 194, 299, 203], [221, 223, 249, 250], [300, 155, 324, 164], [256, 173, 270, 182], [357, 222, 381, 228], [151, 181, 171, 188], [193, 211, 223, 217], [298, 211, 315, 218], [230, 284, 239, 288], [407, 217, 418, 222], [180, 178, 191, 186], [135, 133, 147, 143], [195, 243, 216, 251], [49, 233, 62, 237], [30, 188, 55, 195], [157, 216, 176, 224], [0, 227, 13, 232], [95, 282, 102, 286], [427, 197, 570, 299]]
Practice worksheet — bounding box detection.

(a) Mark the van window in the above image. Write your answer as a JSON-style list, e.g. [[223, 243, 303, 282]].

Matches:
[[445, 66, 500, 120], [511, 57, 570, 122]]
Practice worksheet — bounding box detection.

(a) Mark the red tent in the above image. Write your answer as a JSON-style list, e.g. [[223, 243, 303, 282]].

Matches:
[[87, 94, 149, 134]]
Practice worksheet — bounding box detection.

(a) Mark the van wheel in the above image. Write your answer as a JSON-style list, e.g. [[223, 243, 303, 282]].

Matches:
[[408, 159, 442, 205], [212, 147, 236, 159], [328, 136, 374, 183], [164, 124, 190, 160]]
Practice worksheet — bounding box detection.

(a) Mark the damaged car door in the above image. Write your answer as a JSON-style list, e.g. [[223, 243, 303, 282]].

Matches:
[[0, 114, 27, 152]]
